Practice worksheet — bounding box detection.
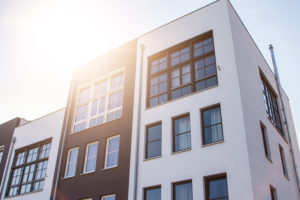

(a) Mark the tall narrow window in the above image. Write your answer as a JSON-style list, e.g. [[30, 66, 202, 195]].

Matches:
[[147, 31, 218, 107], [144, 186, 161, 200], [202, 105, 223, 145], [173, 181, 193, 200], [145, 123, 162, 159], [105, 135, 120, 168], [84, 142, 98, 173], [260, 123, 271, 160], [173, 115, 191, 152], [270, 185, 278, 200], [65, 147, 78, 178], [73, 70, 125, 133], [261, 75, 282, 133], [205, 174, 228, 200], [6, 140, 51, 197], [101, 194, 116, 200], [279, 145, 288, 178], [0, 147, 4, 163]]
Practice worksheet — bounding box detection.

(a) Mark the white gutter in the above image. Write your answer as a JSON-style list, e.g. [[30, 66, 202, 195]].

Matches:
[[269, 44, 300, 198], [52, 71, 77, 200], [0, 137, 16, 199], [133, 44, 145, 200]]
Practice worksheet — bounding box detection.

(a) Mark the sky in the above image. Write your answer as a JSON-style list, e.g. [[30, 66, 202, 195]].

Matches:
[[0, 0, 299, 140]]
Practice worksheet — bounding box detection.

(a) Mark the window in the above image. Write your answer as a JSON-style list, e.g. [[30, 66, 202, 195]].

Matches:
[[65, 147, 79, 178], [105, 135, 120, 168], [0, 147, 4, 164], [205, 174, 228, 200], [279, 145, 288, 178], [6, 140, 51, 197], [148, 31, 218, 107], [270, 185, 278, 200], [145, 123, 162, 159], [84, 142, 98, 173], [101, 194, 116, 200], [173, 115, 191, 152], [73, 71, 125, 133], [173, 181, 193, 200], [261, 75, 282, 133], [260, 122, 271, 160], [202, 105, 223, 145], [144, 186, 161, 200]]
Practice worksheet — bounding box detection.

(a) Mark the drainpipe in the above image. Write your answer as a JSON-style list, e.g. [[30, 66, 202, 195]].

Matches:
[[0, 137, 16, 199], [269, 44, 300, 197], [133, 44, 145, 200], [52, 70, 77, 200]]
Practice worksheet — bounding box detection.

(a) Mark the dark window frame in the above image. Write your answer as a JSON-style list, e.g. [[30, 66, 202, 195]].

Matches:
[[201, 104, 224, 145], [145, 122, 162, 159], [144, 185, 161, 200], [260, 122, 272, 161], [5, 138, 52, 197], [270, 185, 277, 200], [172, 180, 193, 200], [260, 72, 283, 135], [279, 144, 289, 179], [204, 173, 228, 200], [172, 113, 191, 152], [147, 30, 218, 108]]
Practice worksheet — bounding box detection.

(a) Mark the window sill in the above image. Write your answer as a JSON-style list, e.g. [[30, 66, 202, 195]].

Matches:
[[146, 84, 218, 110], [61, 175, 76, 180], [80, 171, 96, 176], [4, 189, 43, 199], [171, 148, 191, 155], [144, 155, 162, 161], [266, 116, 288, 144], [68, 117, 123, 136], [202, 140, 224, 147], [102, 166, 118, 171], [265, 156, 272, 163]]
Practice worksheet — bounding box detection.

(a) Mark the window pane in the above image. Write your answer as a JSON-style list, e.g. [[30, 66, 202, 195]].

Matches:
[[102, 195, 116, 200], [86, 157, 97, 172], [108, 137, 120, 152], [147, 141, 161, 158], [111, 74, 124, 90], [174, 182, 193, 200], [145, 187, 161, 200], [107, 109, 122, 122], [175, 133, 191, 151], [148, 124, 162, 142], [66, 148, 78, 177], [107, 151, 119, 167], [206, 76, 217, 88], [204, 124, 223, 144], [75, 104, 89, 122], [203, 107, 221, 127], [109, 90, 123, 110], [208, 178, 228, 199], [79, 88, 90, 103], [94, 81, 107, 97]]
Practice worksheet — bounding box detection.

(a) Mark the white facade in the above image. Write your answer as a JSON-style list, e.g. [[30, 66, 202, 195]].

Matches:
[[0, 109, 65, 200], [129, 0, 300, 200]]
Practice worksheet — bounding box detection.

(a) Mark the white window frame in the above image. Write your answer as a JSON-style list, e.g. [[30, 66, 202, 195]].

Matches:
[[0, 146, 4, 164], [83, 141, 98, 174], [71, 68, 125, 134], [65, 147, 79, 178], [104, 135, 120, 169], [101, 194, 116, 200]]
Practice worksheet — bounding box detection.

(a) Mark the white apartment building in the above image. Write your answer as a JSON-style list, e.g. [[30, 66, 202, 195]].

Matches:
[[129, 0, 300, 200], [0, 109, 65, 200]]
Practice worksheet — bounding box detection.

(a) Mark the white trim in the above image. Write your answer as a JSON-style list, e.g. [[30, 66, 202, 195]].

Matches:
[[104, 135, 120, 169], [64, 147, 79, 178], [83, 141, 98, 174], [71, 68, 126, 134], [101, 194, 116, 200]]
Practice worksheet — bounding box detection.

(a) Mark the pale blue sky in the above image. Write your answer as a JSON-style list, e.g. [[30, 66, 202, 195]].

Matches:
[[0, 0, 299, 140]]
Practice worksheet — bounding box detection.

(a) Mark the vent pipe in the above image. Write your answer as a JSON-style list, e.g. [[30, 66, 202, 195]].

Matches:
[[269, 44, 300, 197]]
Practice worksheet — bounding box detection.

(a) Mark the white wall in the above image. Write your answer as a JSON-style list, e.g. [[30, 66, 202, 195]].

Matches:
[[227, 1, 300, 199], [129, 0, 255, 199], [1, 109, 65, 200]]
